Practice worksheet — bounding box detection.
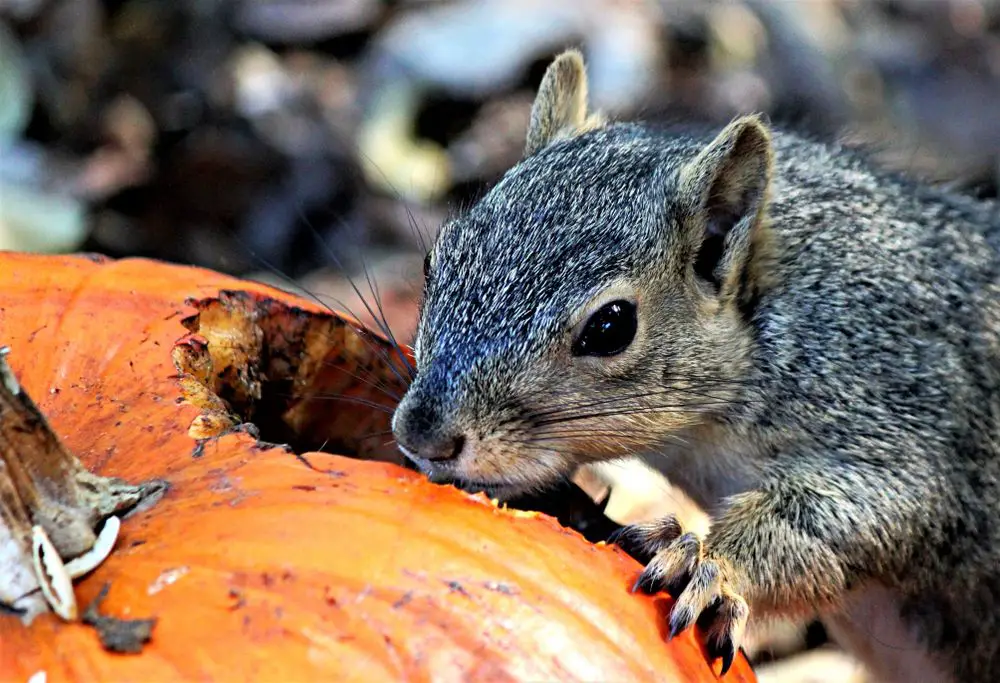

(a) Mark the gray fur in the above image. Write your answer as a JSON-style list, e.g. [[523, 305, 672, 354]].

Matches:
[[392, 60, 1000, 681]]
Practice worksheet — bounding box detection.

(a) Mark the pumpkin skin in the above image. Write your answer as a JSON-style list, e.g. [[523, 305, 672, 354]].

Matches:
[[0, 252, 755, 682]]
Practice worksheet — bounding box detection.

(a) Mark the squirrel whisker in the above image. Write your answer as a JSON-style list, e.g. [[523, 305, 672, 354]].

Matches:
[[522, 385, 759, 424], [314, 362, 403, 403], [529, 401, 740, 429], [292, 393, 397, 414]]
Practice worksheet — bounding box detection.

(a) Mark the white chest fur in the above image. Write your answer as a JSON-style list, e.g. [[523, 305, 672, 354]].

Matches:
[[821, 584, 952, 683]]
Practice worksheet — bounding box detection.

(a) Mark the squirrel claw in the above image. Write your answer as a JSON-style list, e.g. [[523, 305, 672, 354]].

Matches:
[[642, 532, 749, 673], [706, 637, 737, 676], [720, 646, 736, 677], [703, 592, 748, 674], [631, 568, 661, 594], [606, 525, 630, 546], [668, 606, 694, 639], [639, 530, 701, 595], [609, 526, 646, 562], [612, 516, 684, 562], [608, 516, 682, 554]]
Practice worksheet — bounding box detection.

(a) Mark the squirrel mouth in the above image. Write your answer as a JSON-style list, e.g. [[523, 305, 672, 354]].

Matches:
[[457, 480, 529, 500], [410, 449, 560, 500], [425, 470, 525, 499], [426, 469, 487, 490]]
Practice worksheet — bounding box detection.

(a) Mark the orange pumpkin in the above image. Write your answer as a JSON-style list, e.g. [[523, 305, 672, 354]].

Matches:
[[0, 252, 755, 682]]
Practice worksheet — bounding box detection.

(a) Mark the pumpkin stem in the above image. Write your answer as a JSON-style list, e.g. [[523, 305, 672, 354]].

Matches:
[[0, 347, 160, 624]]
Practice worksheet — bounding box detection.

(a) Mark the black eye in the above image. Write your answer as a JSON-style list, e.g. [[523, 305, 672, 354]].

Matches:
[[572, 300, 638, 357]]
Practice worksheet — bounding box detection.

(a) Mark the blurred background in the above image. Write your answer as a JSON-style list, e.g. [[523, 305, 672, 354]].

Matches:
[[1, 1, 998, 679], [2, 0, 999, 345]]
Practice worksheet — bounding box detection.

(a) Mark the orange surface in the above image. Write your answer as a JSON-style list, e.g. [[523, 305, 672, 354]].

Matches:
[[0, 252, 755, 682]]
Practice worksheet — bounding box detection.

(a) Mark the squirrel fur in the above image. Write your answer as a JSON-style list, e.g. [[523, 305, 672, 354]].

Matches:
[[392, 49, 1000, 682]]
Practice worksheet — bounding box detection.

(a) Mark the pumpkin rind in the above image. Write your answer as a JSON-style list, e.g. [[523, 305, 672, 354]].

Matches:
[[0, 253, 755, 682]]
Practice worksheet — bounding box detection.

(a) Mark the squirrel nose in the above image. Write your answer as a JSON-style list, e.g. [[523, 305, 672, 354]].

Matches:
[[398, 432, 466, 463], [425, 434, 466, 462], [392, 399, 467, 462]]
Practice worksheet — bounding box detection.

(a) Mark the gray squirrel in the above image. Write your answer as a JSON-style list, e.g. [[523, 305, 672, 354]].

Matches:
[[391, 50, 1000, 682]]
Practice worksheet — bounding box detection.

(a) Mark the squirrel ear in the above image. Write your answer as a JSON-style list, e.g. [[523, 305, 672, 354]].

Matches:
[[677, 115, 773, 295], [524, 49, 605, 157]]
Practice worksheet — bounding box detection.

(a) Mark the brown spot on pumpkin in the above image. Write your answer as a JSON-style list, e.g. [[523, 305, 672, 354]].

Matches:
[[227, 588, 246, 610], [483, 581, 517, 595], [82, 584, 157, 655], [323, 586, 339, 607], [392, 592, 414, 609], [445, 580, 471, 598]]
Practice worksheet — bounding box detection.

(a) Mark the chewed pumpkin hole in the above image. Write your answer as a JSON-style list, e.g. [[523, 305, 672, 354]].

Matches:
[[169, 289, 624, 544], [171, 289, 411, 464]]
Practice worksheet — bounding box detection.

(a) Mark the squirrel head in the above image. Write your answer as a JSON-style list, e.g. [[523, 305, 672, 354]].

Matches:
[[392, 50, 775, 496]]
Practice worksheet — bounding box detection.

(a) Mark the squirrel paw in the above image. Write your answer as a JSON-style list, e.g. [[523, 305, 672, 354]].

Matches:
[[608, 516, 684, 564], [626, 524, 749, 676]]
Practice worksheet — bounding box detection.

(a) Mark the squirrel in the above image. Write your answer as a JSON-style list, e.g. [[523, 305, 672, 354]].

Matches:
[[391, 49, 1000, 682]]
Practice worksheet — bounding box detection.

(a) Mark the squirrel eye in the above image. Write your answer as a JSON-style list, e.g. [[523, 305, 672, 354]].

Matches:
[[572, 300, 638, 357]]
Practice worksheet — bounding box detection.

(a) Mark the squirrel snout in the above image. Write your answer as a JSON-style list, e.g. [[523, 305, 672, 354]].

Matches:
[[395, 431, 466, 463], [392, 400, 467, 463], [401, 433, 466, 463]]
